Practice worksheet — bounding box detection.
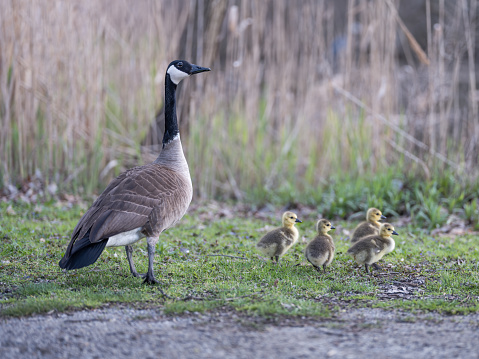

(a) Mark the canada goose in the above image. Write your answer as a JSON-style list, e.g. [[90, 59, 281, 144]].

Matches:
[[59, 60, 210, 284], [347, 223, 398, 273], [305, 219, 335, 273], [256, 211, 302, 263], [350, 207, 386, 243]]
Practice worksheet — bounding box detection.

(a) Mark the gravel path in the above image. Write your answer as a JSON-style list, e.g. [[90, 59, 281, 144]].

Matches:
[[1, 307, 478, 359]]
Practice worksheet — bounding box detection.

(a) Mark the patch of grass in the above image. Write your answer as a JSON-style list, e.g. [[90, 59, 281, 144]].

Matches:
[[374, 299, 479, 315], [1, 201, 479, 318]]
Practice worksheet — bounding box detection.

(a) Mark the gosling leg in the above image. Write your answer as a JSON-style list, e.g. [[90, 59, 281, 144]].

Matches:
[[364, 264, 369, 273], [307, 258, 322, 274]]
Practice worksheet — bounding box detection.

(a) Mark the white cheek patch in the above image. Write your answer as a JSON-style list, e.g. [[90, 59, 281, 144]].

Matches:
[[167, 66, 189, 85]]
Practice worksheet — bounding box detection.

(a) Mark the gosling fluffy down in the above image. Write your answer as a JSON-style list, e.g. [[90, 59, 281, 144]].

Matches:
[[305, 219, 335, 273], [347, 223, 398, 273], [350, 207, 386, 243], [256, 211, 302, 263]]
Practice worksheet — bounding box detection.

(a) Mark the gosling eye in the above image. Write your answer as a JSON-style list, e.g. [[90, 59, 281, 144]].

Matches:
[[177, 62, 183, 68], [327, 224, 330, 227], [290, 216, 294, 219]]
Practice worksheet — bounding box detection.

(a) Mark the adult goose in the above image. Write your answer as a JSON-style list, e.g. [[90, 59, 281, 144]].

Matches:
[[59, 60, 210, 284]]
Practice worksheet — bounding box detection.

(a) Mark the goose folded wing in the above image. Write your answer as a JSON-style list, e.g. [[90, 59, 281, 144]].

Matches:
[[68, 164, 187, 247]]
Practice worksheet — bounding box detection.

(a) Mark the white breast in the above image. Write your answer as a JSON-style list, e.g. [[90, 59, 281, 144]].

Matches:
[[106, 227, 145, 247], [384, 238, 396, 254]]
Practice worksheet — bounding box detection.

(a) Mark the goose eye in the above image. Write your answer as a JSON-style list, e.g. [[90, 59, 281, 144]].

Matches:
[[177, 62, 183, 68]]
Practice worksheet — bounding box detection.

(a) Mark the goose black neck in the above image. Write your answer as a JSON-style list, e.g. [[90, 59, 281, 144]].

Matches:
[[162, 74, 179, 147]]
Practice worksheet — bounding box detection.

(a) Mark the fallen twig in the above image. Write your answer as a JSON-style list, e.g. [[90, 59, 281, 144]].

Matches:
[[206, 254, 249, 260], [157, 287, 173, 299], [180, 290, 265, 302], [375, 272, 401, 276]]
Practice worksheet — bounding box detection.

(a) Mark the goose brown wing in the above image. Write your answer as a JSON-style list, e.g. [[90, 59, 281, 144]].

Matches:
[[65, 163, 190, 255]]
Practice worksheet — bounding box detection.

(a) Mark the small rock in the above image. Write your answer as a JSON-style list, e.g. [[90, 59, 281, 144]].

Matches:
[[6, 184, 18, 196], [6, 205, 16, 216], [47, 183, 58, 196], [327, 349, 337, 357]]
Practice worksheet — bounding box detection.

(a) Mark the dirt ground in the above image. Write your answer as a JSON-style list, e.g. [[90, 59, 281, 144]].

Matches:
[[1, 307, 478, 359]]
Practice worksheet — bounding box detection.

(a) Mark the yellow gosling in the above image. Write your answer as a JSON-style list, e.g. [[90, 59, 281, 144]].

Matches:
[[305, 219, 335, 273], [256, 211, 302, 263], [347, 223, 398, 273], [350, 207, 386, 243]]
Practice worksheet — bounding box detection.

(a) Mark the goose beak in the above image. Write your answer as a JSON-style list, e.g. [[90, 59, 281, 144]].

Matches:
[[331, 226, 336, 230], [381, 215, 387, 219], [189, 64, 211, 75], [295, 218, 302, 223], [392, 230, 398, 235]]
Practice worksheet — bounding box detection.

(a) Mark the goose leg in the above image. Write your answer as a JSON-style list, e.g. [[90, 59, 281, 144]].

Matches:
[[125, 245, 141, 278], [144, 237, 159, 284], [365, 264, 369, 273]]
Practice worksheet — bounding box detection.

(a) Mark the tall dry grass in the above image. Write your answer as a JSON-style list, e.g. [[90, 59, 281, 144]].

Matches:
[[0, 0, 478, 201]]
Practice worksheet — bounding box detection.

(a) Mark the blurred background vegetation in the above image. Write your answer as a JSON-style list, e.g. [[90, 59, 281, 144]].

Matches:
[[0, 0, 478, 227]]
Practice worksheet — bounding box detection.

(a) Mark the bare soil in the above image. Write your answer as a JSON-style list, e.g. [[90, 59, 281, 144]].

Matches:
[[1, 307, 478, 359]]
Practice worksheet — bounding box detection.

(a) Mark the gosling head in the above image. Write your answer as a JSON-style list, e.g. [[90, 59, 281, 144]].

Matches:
[[379, 223, 398, 238], [367, 207, 386, 223], [316, 219, 335, 235], [166, 60, 211, 85], [282, 211, 302, 228]]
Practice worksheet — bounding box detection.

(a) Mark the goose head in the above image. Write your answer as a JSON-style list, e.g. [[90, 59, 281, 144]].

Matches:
[[282, 211, 302, 228], [366, 207, 386, 223], [316, 219, 335, 234], [379, 223, 398, 238], [166, 60, 211, 85]]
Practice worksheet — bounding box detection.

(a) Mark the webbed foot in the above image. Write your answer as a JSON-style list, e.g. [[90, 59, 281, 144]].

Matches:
[[143, 272, 159, 285]]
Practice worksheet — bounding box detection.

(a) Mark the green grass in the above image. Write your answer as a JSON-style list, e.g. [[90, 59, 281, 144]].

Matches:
[[1, 201, 479, 318]]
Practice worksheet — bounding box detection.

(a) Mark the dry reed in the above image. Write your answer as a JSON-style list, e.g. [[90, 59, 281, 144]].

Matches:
[[0, 0, 477, 200]]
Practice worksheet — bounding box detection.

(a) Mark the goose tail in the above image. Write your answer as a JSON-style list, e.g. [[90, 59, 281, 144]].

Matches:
[[59, 231, 107, 270]]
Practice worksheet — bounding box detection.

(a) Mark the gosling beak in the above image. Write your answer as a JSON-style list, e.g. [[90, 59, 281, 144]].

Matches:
[[381, 215, 387, 220], [189, 64, 211, 75], [331, 226, 336, 230], [392, 230, 399, 235], [295, 218, 302, 223]]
